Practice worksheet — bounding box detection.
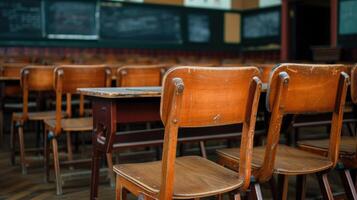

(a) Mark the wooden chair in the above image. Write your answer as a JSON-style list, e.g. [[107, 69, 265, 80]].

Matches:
[[114, 66, 262, 200], [104, 64, 167, 185], [44, 65, 111, 195], [297, 65, 357, 199], [285, 65, 355, 145], [116, 65, 166, 87], [217, 64, 350, 200], [10, 65, 62, 174], [0, 63, 31, 145]]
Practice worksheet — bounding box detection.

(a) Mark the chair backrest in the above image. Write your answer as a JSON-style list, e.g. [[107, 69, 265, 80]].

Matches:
[[116, 65, 166, 87], [259, 64, 349, 182], [20, 65, 55, 118], [53, 65, 111, 134], [0, 63, 28, 97], [351, 65, 357, 104], [0, 63, 27, 78], [159, 66, 262, 199]]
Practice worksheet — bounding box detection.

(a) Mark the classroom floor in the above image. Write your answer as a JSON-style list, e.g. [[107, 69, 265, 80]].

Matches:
[[0, 129, 350, 200]]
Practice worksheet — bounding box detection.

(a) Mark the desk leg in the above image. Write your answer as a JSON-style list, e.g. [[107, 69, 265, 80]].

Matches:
[[90, 143, 101, 200]]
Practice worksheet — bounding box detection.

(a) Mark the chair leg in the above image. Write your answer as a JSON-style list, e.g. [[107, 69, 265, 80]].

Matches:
[[316, 172, 333, 200], [277, 174, 289, 200], [106, 153, 115, 187], [296, 175, 306, 200], [66, 131, 73, 170], [347, 123, 355, 136], [36, 121, 41, 148], [249, 182, 263, 200], [44, 128, 50, 183], [52, 137, 63, 195], [18, 122, 27, 175], [116, 176, 123, 200], [339, 169, 357, 200], [179, 143, 185, 156], [234, 193, 242, 200], [10, 119, 16, 165], [269, 176, 278, 200], [199, 141, 207, 158], [0, 110, 3, 146]]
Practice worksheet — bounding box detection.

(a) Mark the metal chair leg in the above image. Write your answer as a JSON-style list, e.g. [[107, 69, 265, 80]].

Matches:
[[52, 136, 62, 195], [316, 172, 333, 200], [18, 122, 27, 175]]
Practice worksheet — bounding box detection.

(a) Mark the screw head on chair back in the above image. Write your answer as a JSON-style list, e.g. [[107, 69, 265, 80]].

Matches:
[[159, 66, 262, 197]]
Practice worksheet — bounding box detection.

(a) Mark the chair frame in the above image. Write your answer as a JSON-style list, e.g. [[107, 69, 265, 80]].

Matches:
[[44, 65, 111, 195], [116, 66, 262, 200], [10, 65, 56, 174], [218, 64, 350, 200]]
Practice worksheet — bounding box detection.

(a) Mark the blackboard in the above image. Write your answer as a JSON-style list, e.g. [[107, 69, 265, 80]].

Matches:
[[100, 2, 182, 43], [339, 0, 357, 35], [187, 14, 211, 43], [243, 9, 280, 39], [0, 0, 43, 38], [46, 0, 98, 39]]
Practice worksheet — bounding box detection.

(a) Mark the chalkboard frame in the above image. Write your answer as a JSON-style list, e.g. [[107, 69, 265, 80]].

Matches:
[[338, 0, 357, 47], [241, 6, 281, 47], [0, 0, 242, 52]]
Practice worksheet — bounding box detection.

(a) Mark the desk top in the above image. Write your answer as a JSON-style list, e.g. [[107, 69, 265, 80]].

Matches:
[[0, 77, 20, 81], [78, 87, 162, 98], [79, 83, 267, 99]]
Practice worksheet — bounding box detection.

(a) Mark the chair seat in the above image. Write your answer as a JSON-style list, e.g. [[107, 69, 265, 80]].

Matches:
[[217, 145, 333, 175], [44, 117, 93, 132], [114, 156, 242, 199], [13, 111, 65, 121], [297, 136, 356, 162]]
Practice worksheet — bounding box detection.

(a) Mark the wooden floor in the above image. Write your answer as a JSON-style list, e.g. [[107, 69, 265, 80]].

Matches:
[[0, 131, 349, 200]]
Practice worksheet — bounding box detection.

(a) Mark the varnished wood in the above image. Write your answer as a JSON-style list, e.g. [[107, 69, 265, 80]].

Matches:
[[45, 65, 111, 195], [10, 65, 56, 174], [77, 87, 161, 99], [114, 66, 262, 199], [296, 65, 357, 198], [116, 65, 166, 87], [217, 145, 333, 175], [217, 64, 350, 200], [44, 117, 92, 132], [115, 156, 243, 199]]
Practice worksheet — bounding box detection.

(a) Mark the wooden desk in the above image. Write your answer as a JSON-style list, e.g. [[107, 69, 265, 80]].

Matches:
[[79, 86, 267, 200], [0, 77, 21, 144], [79, 87, 161, 200]]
